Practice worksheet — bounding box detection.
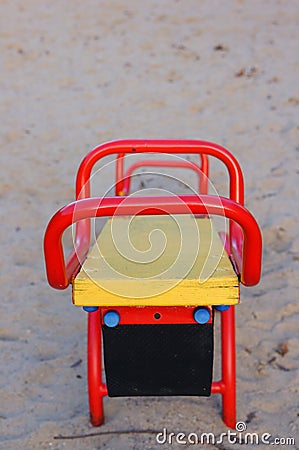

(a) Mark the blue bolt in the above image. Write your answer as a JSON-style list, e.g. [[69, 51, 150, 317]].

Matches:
[[194, 307, 211, 324], [215, 305, 230, 312], [104, 310, 120, 328], [83, 306, 98, 313]]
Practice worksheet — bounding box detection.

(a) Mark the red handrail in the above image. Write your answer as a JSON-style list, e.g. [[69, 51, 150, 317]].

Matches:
[[71, 140, 244, 277], [115, 153, 125, 195], [76, 140, 243, 203], [120, 159, 207, 195], [116, 154, 209, 195], [44, 194, 262, 290]]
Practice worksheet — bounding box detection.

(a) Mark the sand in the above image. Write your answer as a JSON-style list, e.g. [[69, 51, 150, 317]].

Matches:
[[1, 1, 298, 449]]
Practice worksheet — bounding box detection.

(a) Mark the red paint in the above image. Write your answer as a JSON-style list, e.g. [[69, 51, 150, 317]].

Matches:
[[115, 152, 125, 195], [76, 140, 243, 204], [221, 306, 236, 428], [70, 140, 243, 280], [116, 156, 209, 195], [100, 306, 213, 325], [44, 194, 262, 290], [87, 309, 106, 426]]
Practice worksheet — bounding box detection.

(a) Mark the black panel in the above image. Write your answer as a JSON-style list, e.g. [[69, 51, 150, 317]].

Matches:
[[102, 324, 213, 397]]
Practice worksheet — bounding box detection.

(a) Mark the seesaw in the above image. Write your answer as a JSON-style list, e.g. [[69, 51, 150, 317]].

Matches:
[[44, 140, 262, 428]]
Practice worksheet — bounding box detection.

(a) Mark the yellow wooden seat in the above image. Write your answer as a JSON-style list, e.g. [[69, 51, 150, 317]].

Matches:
[[73, 215, 239, 307]]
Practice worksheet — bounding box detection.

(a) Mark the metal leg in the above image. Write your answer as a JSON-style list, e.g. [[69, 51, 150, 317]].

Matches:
[[221, 306, 236, 428], [88, 309, 106, 426], [86, 305, 236, 427]]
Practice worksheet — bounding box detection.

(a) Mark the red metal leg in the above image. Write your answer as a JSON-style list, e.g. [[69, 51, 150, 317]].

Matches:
[[221, 306, 236, 428], [87, 308, 107, 426]]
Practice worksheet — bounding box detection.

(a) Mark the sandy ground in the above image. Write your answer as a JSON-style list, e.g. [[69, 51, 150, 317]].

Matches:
[[1, 1, 299, 449]]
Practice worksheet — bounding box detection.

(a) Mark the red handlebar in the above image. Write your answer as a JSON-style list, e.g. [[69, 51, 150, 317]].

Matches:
[[121, 159, 208, 195], [116, 154, 209, 195], [44, 194, 262, 290], [76, 139, 244, 204], [73, 140, 245, 274]]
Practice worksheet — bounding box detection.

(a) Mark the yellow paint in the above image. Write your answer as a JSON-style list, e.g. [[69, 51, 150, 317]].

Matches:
[[73, 215, 239, 306]]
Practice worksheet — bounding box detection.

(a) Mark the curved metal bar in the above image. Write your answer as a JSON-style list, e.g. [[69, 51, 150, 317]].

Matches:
[[76, 140, 243, 203], [44, 194, 262, 290], [115, 153, 125, 195], [116, 154, 209, 196], [72, 140, 244, 269], [121, 159, 206, 195]]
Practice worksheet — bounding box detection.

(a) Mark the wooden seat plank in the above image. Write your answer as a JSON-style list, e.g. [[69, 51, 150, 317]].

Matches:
[[73, 215, 239, 306]]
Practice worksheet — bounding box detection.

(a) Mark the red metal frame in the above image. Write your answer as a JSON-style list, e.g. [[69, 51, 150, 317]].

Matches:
[[44, 194, 261, 290], [67, 140, 244, 287], [77, 139, 243, 201], [116, 156, 209, 196], [87, 309, 107, 426], [43, 140, 262, 429], [100, 306, 213, 325], [115, 152, 209, 196], [87, 305, 236, 427]]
